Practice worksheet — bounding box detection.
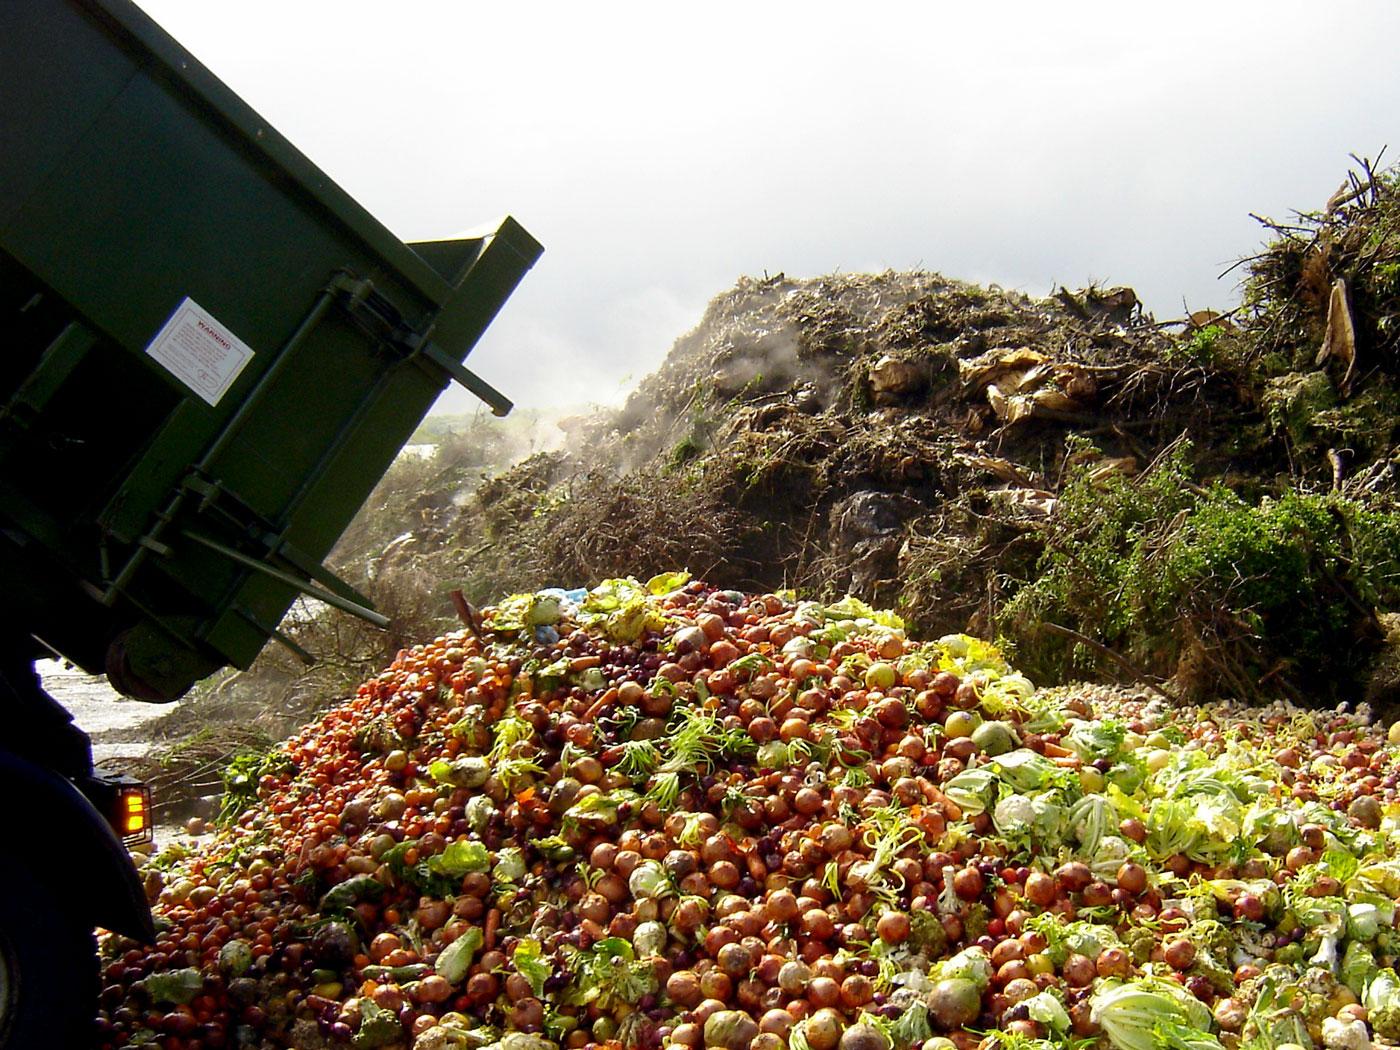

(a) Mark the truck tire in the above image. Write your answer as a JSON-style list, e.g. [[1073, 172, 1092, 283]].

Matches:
[[0, 864, 98, 1050]]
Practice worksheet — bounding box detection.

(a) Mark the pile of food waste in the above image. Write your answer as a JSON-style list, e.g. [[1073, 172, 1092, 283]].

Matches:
[[99, 575, 1400, 1050]]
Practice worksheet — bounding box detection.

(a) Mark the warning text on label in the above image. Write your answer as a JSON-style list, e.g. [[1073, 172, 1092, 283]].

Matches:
[[144, 298, 255, 407]]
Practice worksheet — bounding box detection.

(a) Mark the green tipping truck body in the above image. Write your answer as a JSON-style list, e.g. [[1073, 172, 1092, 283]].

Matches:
[[0, 0, 540, 701]]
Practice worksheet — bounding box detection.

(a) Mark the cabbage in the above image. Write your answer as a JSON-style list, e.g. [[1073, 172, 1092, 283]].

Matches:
[[1189, 795, 1243, 848], [1154, 1020, 1231, 1050], [145, 967, 204, 1005], [627, 859, 673, 899], [1364, 967, 1400, 1039], [1067, 718, 1126, 762], [1348, 901, 1394, 942], [428, 756, 491, 788], [1022, 990, 1070, 1033], [632, 920, 667, 957], [970, 719, 1019, 756], [1321, 847, 1362, 884], [1023, 916, 1121, 966], [493, 846, 527, 882], [1245, 802, 1299, 855], [935, 946, 993, 990], [1091, 979, 1220, 1050], [1064, 922, 1121, 961], [1088, 836, 1134, 879], [645, 570, 690, 595], [577, 578, 669, 642], [943, 768, 998, 817], [217, 939, 252, 977], [977, 672, 1036, 716], [525, 592, 564, 626], [1069, 794, 1112, 856], [992, 749, 1061, 792], [1032, 797, 1069, 846], [465, 795, 497, 834], [755, 740, 791, 770], [934, 634, 1011, 676], [1342, 940, 1379, 997], [485, 592, 539, 633], [993, 794, 1068, 851], [809, 595, 905, 630], [889, 1001, 932, 1047], [1147, 796, 1241, 861], [1105, 757, 1148, 795]]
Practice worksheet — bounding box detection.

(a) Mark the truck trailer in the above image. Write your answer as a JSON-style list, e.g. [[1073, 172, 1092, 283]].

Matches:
[[0, 2, 540, 1044]]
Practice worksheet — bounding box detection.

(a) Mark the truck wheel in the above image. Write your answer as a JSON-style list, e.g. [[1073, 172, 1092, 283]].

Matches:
[[0, 865, 98, 1050]]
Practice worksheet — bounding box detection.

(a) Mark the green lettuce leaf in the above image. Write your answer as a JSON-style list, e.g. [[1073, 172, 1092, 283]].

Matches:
[[514, 938, 552, 998], [645, 570, 690, 595], [428, 840, 491, 879]]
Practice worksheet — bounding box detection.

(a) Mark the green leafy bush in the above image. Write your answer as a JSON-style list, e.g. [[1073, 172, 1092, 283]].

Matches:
[[1000, 445, 1400, 699]]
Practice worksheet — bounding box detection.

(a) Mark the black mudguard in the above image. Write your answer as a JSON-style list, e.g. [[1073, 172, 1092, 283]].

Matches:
[[0, 747, 155, 941]]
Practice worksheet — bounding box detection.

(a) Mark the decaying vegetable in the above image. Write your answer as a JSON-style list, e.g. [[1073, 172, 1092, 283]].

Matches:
[[95, 577, 1400, 1050]]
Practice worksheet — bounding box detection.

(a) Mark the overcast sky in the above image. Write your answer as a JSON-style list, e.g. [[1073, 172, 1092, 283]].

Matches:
[[134, 0, 1400, 415]]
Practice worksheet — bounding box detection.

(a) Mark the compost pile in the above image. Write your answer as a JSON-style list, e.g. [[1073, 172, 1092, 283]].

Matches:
[[102, 577, 1400, 1050], [321, 161, 1400, 710]]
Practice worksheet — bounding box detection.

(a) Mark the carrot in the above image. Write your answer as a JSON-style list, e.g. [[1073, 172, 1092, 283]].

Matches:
[[484, 907, 502, 949], [584, 687, 619, 722]]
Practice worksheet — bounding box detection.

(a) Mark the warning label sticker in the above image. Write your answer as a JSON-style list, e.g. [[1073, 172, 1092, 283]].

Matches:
[[144, 298, 255, 406]]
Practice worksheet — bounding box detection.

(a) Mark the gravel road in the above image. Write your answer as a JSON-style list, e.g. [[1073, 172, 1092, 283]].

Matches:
[[37, 658, 178, 764]]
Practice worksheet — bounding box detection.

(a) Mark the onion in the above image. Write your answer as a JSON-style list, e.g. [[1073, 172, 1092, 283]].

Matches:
[[1062, 954, 1096, 987], [700, 970, 733, 1002], [1213, 997, 1247, 1031], [839, 1021, 892, 1050], [778, 960, 812, 995], [1116, 862, 1148, 895], [750, 1008, 789, 1039], [839, 973, 874, 1009], [807, 976, 841, 1008], [693, 997, 727, 1025], [952, 867, 985, 900], [1095, 946, 1132, 979], [703, 1009, 759, 1050], [928, 977, 982, 1030], [875, 911, 911, 944], [1163, 938, 1196, 971], [1024, 871, 1056, 907], [804, 1007, 845, 1050], [717, 942, 754, 978], [667, 970, 702, 1007], [767, 889, 799, 923], [1054, 861, 1092, 893]]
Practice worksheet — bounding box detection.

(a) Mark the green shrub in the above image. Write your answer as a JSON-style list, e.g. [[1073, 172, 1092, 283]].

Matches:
[[1000, 446, 1400, 700]]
